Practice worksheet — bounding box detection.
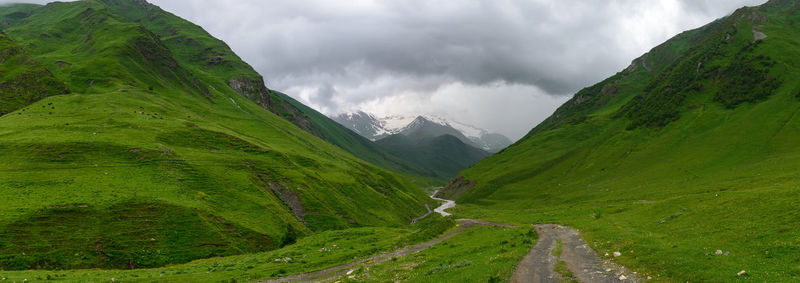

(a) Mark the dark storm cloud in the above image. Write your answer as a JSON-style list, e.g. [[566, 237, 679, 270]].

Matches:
[[0, 0, 768, 139], [148, 0, 764, 96]]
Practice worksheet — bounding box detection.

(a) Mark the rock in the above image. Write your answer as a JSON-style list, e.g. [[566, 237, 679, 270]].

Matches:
[[605, 268, 612, 272], [724, 251, 730, 256], [605, 253, 609, 257], [619, 275, 627, 280], [283, 257, 292, 262], [647, 276, 652, 280], [738, 270, 747, 276], [613, 251, 622, 257], [715, 250, 723, 255]]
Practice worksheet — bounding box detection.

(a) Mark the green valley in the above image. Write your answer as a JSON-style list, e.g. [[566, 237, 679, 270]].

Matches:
[[2, 0, 799, 282], [440, 1, 800, 281], [0, 0, 431, 272]]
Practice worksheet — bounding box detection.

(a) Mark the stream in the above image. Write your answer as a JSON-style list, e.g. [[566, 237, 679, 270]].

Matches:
[[430, 189, 456, 216]]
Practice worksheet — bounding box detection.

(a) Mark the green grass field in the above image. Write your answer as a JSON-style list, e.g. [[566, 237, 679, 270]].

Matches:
[[0, 215, 455, 282], [444, 3, 800, 282], [3, 0, 800, 282], [0, 0, 432, 271], [342, 224, 534, 282]]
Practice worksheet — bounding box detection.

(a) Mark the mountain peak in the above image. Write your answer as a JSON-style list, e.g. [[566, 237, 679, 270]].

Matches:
[[403, 115, 430, 129], [332, 111, 512, 152]]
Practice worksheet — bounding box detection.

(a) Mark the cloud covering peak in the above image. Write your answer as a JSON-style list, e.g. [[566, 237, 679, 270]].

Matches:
[[1, 0, 768, 139]]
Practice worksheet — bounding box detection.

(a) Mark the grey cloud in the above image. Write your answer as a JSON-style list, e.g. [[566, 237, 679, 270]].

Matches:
[[151, 0, 765, 96], [130, 0, 773, 138], [0, 0, 58, 4], [0, 0, 770, 139]]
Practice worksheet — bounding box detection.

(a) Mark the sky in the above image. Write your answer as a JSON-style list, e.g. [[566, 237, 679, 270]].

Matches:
[[3, 0, 768, 140]]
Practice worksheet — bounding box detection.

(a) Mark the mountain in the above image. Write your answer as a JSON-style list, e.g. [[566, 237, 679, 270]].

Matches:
[[86, 0, 437, 186], [375, 134, 491, 180], [332, 111, 513, 153], [331, 111, 389, 140], [439, 1, 800, 281], [0, 0, 430, 270], [333, 113, 497, 180], [268, 91, 441, 184]]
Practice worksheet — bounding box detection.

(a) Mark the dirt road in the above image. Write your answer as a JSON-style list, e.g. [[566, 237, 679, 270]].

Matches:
[[511, 224, 640, 283]]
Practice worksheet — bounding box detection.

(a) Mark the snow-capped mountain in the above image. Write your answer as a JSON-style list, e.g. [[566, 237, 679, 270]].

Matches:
[[332, 111, 512, 153]]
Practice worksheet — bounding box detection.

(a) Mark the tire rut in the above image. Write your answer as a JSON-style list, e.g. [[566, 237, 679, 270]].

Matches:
[[511, 224, 641, 283]]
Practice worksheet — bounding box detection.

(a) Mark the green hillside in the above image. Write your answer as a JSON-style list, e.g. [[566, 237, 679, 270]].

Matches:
[[377, 134, 490, 180], [0, 31, 69, 116], [272, 91, 442, 183], [87, 0, 437, 182], [0, 0, 429, 271], [443, 1, 800, 281]]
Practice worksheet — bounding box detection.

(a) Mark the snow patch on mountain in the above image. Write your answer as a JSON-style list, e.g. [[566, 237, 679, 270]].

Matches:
[[332, 111, 513, 152]]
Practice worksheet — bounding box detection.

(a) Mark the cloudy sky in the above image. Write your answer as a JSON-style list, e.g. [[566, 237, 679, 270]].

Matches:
[[4, 0, 768, 140]]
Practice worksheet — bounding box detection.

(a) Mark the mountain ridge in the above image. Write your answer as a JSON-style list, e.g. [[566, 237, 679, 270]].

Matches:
[[440, 1, 800, 281], [0, 0, 430, 270], [332, 111, 512, 153]]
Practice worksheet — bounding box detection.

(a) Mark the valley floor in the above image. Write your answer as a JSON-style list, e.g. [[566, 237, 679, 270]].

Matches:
[[264, 219, 515, 282]]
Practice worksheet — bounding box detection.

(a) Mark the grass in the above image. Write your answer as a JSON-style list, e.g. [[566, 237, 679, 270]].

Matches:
[[0, 215, 456, 282], [95, 0, 440, 183], [0, 0, 431, 271], [0, 31, 69, 116], [340, 224, 535, 282], [551, 239, 578, 283], [273, 91, 445, 185], [446, 3, 800, 282], [375, 134, 490, 180], [0, 86, 430, 269]]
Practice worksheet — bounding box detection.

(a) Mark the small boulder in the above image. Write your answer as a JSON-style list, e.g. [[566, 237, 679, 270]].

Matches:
[[619, 275, 627, 280], [715, 250, 723, 255], [737, 270, 747, 276], [613, 251, 622, 257], [724, 251, 730, 256]]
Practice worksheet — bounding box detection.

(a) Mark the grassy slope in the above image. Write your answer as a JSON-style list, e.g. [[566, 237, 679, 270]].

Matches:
[[273, 91, 443, 184], [447, 2, 800, 282], [0, 31, 69, 116], [0, 215, 456, 282], [376, 134, 490, 180], [94, 0, 438, 183], [0, 0, 429, 270]]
